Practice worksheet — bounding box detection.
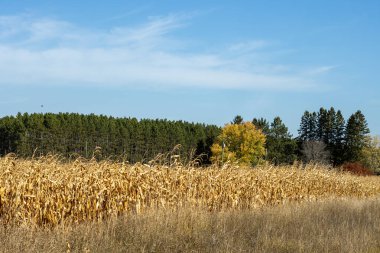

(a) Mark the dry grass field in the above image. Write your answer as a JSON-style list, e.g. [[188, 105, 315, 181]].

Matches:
[[0, 155, 380, 252], [1, 198, 380, 253]]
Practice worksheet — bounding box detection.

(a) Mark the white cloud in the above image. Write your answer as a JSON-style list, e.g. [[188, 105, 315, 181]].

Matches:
[[0, 14, 331, 91]]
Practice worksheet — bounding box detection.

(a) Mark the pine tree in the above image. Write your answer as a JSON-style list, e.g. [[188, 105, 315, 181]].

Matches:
[[232, 115, 244, 125], [345, 110, 370, 162], [252, 117, 270, 135], [270, 117, 291, 139], [298, 111, 318, 141], [331, 110, 345, 165], [326, 107, 336, 146], [317, 107, 328, 142], [0, 113, 221, 164], [266, 117, 297, 165]]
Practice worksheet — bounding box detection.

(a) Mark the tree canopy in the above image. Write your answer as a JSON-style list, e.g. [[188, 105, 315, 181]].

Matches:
[[360, 136, 380, 173], [0, 113, 220, 164], [211, 122, 266, 166], [265, 117, 297, 165], [345, 110, 370, 162], [0, 108, 372, 168], [298, 107, 370, 165]]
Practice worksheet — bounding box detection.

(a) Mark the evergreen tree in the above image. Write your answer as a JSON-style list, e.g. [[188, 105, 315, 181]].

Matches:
[[0, 116, 24, 154], [299, 108, 343, 164], [232, 115, 244, 125], [266, 117, 297, 165], [317, 107, 337, 163], [298, 111, 318, 141], [270, 117, 291, 139], [326, 108, 336, 145], [252, 117, 270, 135], [331, 110, 345, 165], [0, 113, 221, 164], [317, 107, 328, 142], [345, 110, 370, 162]]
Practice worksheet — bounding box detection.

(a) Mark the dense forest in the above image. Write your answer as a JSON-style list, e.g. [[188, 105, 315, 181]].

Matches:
[[0, 113, 220, 164], [0, 108, 373, 167]]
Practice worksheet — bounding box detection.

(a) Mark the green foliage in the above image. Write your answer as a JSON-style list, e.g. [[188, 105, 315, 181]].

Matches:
[[316, 107, 345, 164], [266, 117, 297, 165], [252, 117, 270, 135], [345, 110, 370, 162], [253, 116, 297, 165], [331, 110, 346, 165], [0, 113, 221, 164], [0, 108, 372, 168], [359, 136, 380, 172], [211, 122, 266, 166], [0, 116, 24, 154], [298, 107, 371, 165], [298, 111, 318, 141], [232, 115, 244, 125]]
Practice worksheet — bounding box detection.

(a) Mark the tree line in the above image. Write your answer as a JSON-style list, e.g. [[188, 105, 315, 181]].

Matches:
[[297, 108, 369, 165], [0, 108, 373, 167], [233, 107, 370, 166], [0, 113, 220, 163]]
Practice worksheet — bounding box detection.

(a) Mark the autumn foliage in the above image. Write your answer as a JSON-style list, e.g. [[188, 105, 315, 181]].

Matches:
[[211, 122, 266, 166], [341, 162, 375, 176]]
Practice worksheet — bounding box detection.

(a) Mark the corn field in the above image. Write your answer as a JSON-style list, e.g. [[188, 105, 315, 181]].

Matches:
[[0, 155, 379, 227]]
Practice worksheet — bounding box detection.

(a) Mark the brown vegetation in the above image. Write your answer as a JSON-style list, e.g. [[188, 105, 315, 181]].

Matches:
[[0, 155, 379, 227], [0, 198, 379, 253], [341, 162, 375, 176]]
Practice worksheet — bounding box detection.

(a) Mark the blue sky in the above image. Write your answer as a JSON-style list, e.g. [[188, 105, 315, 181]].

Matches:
[[0, 0, 379, 136]]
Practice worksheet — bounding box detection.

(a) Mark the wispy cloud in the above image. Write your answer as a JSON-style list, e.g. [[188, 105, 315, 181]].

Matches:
[[306, 65, 339, 75], [0, 14, 333, 91], [104, 14, 187, 49]]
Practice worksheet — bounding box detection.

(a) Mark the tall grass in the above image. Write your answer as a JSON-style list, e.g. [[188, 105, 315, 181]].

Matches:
[[1, 198, 379, 253]]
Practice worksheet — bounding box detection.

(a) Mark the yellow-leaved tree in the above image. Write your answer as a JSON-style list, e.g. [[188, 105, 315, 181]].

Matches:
[[211, 121, 266, 166]]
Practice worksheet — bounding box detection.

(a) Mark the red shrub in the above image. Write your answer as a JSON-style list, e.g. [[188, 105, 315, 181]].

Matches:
[[341, 162, 375, 176]]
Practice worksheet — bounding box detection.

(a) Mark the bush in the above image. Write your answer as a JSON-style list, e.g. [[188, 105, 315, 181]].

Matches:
[[341, 162, 375, 176]]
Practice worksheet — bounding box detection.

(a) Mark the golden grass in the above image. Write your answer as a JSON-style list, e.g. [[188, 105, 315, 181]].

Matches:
[[0, 155, 379, 226], [1, 198, 380, 252]]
